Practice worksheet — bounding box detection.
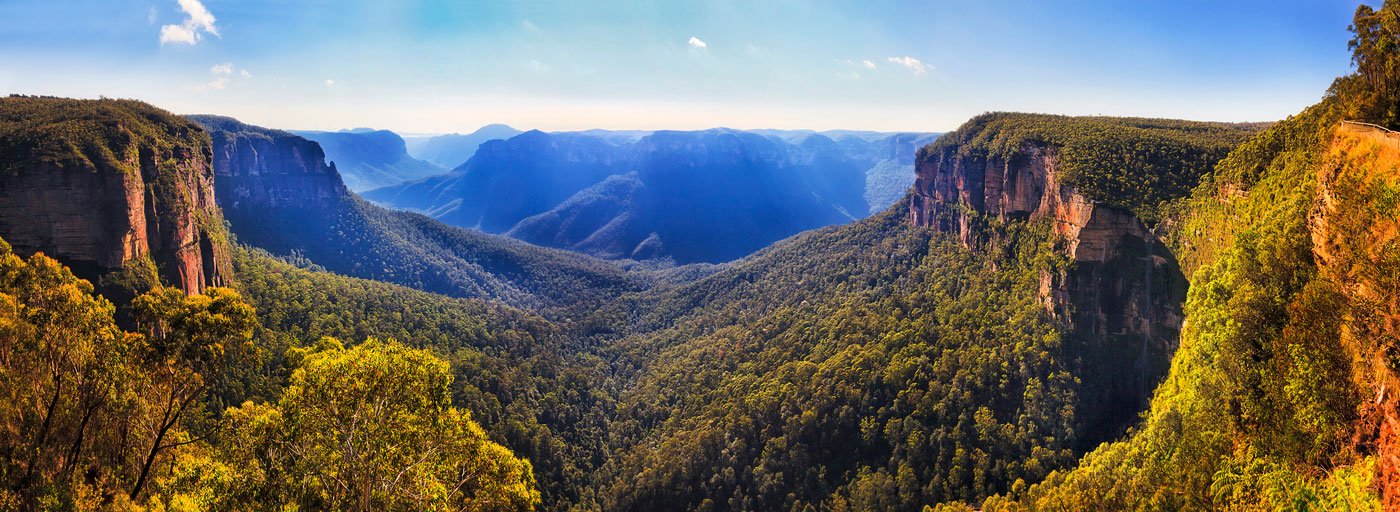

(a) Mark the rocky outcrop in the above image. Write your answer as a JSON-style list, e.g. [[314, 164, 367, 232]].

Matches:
[[0, 97, 229, 294], [911, 138, 1185, 446], [912, 144, 1146, 262], [189, 115, 347, 215]]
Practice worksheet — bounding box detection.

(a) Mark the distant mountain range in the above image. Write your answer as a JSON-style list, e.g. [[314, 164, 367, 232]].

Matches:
[[291, 129, 446, 192], [364, 128, 937, 263], [405, 124, 524, 168]]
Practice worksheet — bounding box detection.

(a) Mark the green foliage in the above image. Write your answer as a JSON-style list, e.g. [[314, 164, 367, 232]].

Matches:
[[1333, 0, 1400, 128], [974, 6, 1400, 502], [588, 206, 1105, 510], [0, 237, 257, 509], [923, 113, 1259, 222], [0, 95, 209, 179], [230, 248, 612, 508], [211, 339, 540, 511]]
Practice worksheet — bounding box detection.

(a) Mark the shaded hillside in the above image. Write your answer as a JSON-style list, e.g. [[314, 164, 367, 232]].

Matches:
[[191, 116, 640, 314], [368, 130, 627, 233], [368, 128, 937, 263], [293, 128, 446, 191]]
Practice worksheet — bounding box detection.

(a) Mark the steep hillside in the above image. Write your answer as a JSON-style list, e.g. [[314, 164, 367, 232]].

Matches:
[[583, 115, 1250, 510], [0, 96, 230, 294], [966, 5, 1400, 509], [191, 116, 640, 314], [974, 109, 1396, 512], [409, 123, 523, 168], [293, 128, 446, 191], [369, 128, 935, 263]]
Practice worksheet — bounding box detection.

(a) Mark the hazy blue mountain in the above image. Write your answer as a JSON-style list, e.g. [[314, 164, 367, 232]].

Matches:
[[366, 130, 628, 233], [863, 132, 939, 214], [292, 129, 446, 192], [366, 128, 937, 263], [409, 124, 523, 168]]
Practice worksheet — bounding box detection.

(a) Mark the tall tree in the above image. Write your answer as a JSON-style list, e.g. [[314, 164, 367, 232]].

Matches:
[[1337, 0, 1400, 127], [219, 338, 540, 511], [127, 286, 256, 500]]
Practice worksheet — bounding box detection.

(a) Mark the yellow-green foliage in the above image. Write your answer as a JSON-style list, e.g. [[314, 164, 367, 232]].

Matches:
[[0, 95, 209, 178], [0, 236, 542, 511], [196, 339, 540, 511]]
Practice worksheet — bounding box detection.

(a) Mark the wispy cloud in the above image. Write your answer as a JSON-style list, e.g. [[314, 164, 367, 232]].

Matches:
[[147, 6, 158, 25], [200, 62, 249, 90], [325, 79, 336, 87], [522, 18, 540, 34], [886, 56, 930, 75], [688, 36, 707, 49], [862, 59, 877, 70], [159, 0, 219, 45]]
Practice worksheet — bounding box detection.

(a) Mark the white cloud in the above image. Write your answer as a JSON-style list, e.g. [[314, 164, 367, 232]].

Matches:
[[886, 56, 930, 75], [240, 69, 252, 78], [527, 59, 550, 72], [210, 62, 233, 75], [862, 59, 877, 70], [160, 24, 197, 44], [148, 6, 158, 25], [522, 18, 540, 33], [325, 79, 336, 87], [159, 0, 219, 46], [206, 77, 228, 90], [688, 36, 707, 49], [837, 71, 861, 80]]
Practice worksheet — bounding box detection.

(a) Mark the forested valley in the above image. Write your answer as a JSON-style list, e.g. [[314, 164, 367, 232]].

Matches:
[[0, 2, 1398, 511]]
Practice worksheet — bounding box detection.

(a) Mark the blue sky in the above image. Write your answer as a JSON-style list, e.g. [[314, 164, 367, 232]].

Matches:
[[0, 0, 1373, 133]]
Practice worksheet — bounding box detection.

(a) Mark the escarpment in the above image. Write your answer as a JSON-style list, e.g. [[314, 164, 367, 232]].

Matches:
[[0, 97, 230, 294], [188, 115, 350, 255], [188, 115, 347, 214], [904, 114, 1259, 445]]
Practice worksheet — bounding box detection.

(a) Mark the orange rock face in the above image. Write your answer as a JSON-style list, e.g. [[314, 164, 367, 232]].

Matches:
[[910, 139, 1185, 446], [0, 136, 229, 294], [910, 143, 1149, 263]]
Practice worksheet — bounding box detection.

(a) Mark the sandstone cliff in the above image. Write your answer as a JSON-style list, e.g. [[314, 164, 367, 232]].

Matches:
[[189, 115, 347, 215], [904, 114, 1247, 445], [0, 97, 230, 294]]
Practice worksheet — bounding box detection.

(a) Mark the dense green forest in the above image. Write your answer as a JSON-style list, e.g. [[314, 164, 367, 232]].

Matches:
[[1, 1, 1398, 510]]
